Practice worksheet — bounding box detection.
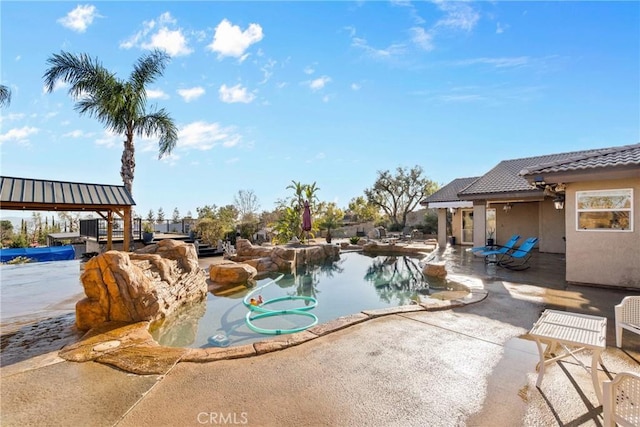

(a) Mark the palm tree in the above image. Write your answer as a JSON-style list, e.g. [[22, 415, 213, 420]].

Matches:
[[0, 84, 11, 107], [43, 50, 178, 249]]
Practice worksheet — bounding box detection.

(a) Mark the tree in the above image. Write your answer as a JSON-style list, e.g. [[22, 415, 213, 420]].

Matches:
[[0, 84, 11, 107], [316, 202, 344, 242], [58, 212, 81, 232], [234, 189, 260, 223], [194, 204, 237, 246], [43, 49, 178, 249], [278, 181, 321, 240], [0, 220, 14, 246], [364, 166, 438, 230], [348, 196, 381, 223], [172, 207, 180, 223], [146, 209, 155, 223], [156, 207, 165, 223]]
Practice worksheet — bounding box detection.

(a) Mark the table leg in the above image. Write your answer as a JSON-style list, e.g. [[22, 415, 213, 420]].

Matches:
[[591, 350, 603, 404], [535, 338, 547, 388]]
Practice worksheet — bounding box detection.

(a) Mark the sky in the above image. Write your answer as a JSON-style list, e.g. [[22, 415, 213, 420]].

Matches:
[[1, 1, 639, 221]]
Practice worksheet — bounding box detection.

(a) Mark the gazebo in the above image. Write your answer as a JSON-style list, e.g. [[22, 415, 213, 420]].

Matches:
[[0, 176, 136, 251]]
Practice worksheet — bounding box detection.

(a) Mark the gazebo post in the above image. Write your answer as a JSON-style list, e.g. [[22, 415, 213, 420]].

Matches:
[[123, 207, 131, 252], [106, 210, 113, 251]]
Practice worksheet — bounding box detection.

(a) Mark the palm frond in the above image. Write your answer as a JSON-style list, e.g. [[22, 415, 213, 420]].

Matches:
[[0, 84, 11, 107], [130, 49, 170, 95], [136, 109, 179, 158]]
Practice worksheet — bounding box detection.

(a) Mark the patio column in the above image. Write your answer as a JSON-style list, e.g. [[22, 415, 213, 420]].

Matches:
[[473, 202, 487, 248], [437, 208, 447, 247]]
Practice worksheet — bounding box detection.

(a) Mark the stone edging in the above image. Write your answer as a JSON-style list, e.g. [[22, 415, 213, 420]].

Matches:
[[53, 281, 488, 375]]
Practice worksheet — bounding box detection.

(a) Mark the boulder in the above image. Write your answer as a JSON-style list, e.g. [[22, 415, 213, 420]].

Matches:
[[209, 262, 258, 284], [76, 239, 207, 331], [423, 261, 447, 279]]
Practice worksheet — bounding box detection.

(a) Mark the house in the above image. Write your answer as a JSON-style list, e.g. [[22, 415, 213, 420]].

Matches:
[[421, 143, 640, 288]]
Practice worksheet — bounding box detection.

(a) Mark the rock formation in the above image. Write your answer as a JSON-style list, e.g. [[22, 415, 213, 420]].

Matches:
[[76, 239, 207, 331], [423, 261, 448, 279], [209, 261, 258, 285], [227, 239, 340, 273]]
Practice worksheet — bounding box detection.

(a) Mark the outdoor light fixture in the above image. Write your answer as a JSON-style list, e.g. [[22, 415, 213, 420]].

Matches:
[[553, 195, 565, 210], [503, 203, 512, 213], [533, 177, 546, 189]]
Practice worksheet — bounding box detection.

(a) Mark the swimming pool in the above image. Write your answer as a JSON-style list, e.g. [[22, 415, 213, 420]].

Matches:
[[150, 251, 468, 349]]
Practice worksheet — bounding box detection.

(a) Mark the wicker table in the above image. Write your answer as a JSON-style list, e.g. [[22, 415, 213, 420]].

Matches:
[[529, 309, 607, 403]]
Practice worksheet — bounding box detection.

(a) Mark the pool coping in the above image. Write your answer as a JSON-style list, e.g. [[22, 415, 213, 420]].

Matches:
[[47, 275, 488, 375]]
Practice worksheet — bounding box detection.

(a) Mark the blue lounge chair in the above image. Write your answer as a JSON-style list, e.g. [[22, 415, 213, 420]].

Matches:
[[471, 234, 521, 254], [494, 237, 539, 270]]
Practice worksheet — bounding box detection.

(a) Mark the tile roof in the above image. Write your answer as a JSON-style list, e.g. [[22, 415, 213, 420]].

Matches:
[[422, 177, 479, 203], [459, 144, 639, 197], [519, 143, 640, 176], [0, 176, 135, 208]]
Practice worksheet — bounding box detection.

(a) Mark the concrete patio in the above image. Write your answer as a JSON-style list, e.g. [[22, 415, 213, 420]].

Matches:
[[1, 244, 638, 426]]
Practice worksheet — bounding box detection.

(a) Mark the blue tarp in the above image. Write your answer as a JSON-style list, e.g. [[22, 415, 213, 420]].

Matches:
[[0, 245, 76, 262]]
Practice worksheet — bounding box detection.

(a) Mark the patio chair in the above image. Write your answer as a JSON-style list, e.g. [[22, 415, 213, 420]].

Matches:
[[602, 371, 640, 427], [470, 234, 520, 253], [476, 235, 527, 264], [492, 237, 539, 270], [615, 296, 640, 348]]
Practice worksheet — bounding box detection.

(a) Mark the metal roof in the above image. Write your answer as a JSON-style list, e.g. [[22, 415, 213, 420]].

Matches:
[[0, 176, 135, 209]]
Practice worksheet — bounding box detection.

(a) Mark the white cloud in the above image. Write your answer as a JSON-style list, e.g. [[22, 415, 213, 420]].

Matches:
[[453, 57, 531, 69], [304, 66, 315, 75], [219, 84, 255, 103], [95, 130, 119, 148], [147, 88, 169, 100], [433, 1, 479, 32], [0, 126, 38, 144], [208, 19, 263, 60], [43, 80, 68, 93], [496, 23, 509, 34], [62, 129, 91, 138], [57, 4, 99, 33], [225, 157, 240, 164], [160, 152, 180, 165], [177, 87, 205, 102], [259, 58, 276, 84], [351, 83, 361, 91], [178, 121, 241, 150], [351, 37, 406, 60], [410, 27, 434, 52], [0, 112, 25, 123], [142, 27, 192, 57], [309, 76, 331, 91], [121, 12, 192, 57]]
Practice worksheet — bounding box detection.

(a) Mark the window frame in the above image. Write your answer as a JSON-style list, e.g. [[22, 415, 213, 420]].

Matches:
[[575, 188, 633, 232]]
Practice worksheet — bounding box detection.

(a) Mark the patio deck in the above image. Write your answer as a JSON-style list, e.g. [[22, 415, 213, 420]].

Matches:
[[1, 243, 638, 426]]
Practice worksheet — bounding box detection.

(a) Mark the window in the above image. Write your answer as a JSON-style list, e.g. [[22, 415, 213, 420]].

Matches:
[[576, 189, 633, 231]]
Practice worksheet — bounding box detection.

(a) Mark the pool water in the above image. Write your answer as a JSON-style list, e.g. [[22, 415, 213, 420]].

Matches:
[[150, 251, 468, 349]]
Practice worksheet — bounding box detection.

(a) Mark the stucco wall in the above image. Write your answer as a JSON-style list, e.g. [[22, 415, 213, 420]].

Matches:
[[565, 178, 640, 288], [538, 199, 566, 254], [494, 202, 540, 249]]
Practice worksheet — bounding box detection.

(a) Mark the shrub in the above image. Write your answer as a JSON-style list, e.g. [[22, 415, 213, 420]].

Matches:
[[349, 236, 361, 245]]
